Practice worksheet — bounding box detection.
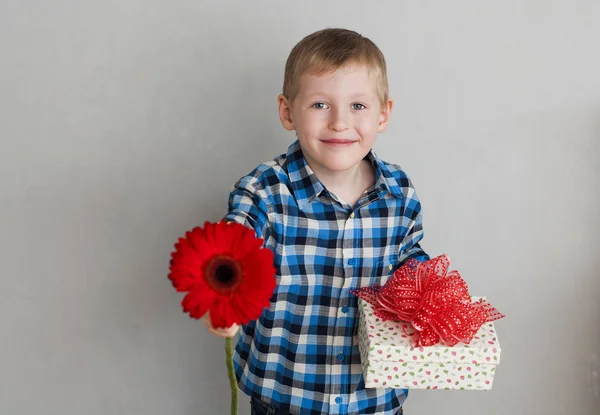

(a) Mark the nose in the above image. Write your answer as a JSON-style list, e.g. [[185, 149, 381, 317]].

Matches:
[[328, 108, 348, 132]]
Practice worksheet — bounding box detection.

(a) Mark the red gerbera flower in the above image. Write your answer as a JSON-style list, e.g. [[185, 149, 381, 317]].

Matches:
[[168, 220, 276, 329]]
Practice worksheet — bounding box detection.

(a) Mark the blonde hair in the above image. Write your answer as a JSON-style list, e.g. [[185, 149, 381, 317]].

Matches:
[[282, 28, 389, 105]]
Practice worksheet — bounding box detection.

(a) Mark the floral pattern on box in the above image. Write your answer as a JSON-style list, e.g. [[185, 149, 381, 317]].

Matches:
[[357, 297, 501, 390]]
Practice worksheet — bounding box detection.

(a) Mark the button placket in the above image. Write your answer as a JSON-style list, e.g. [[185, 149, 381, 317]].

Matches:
[[334, 206, 354, 415]]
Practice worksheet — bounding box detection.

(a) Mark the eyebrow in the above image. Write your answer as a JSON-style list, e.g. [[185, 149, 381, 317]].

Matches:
[[349, 93, 375, 100], [303, 93, 375, 101]]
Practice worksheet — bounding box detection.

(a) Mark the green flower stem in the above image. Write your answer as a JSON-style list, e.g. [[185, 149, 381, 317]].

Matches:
[[225, 337, 238, 415]]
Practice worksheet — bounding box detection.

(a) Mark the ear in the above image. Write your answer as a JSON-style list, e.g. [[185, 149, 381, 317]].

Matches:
[[278, 94, 295, 131], [376, 98, 393, 133]]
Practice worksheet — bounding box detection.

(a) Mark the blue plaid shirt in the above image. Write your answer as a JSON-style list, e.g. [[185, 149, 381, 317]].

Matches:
[[224, 140, 429, 415]]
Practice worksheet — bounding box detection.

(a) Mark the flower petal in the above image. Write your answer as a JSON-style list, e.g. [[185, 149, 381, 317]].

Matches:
[[203, 222, 224, 254], [240, 249, 276, 288], [168, 271, 201, 292], [228, 224, 263, 260], [190, 290, 216, 319], [187, 226, 219, 260], [182, 287, 216, 317], [210, 296, 235, 329]]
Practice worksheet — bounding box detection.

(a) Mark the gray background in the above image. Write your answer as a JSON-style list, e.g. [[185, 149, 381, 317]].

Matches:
[[1, 1, 599, 414]]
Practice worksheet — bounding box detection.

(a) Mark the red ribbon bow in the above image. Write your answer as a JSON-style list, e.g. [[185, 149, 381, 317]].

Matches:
[[352, 255, 505, 347]]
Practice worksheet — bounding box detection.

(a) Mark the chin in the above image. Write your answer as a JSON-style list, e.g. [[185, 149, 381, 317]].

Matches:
[[321, 159, 363, 172]]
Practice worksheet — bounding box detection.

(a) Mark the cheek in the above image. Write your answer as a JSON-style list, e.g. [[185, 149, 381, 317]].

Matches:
[[355, 115, 379, 134], [296, 112, 324, 132]]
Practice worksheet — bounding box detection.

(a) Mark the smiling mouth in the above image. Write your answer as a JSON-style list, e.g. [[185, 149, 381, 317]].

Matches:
[[321, 139, 356, 145]]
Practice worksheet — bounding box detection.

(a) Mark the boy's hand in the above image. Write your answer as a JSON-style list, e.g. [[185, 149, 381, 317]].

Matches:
[[202, 311, 240, 338]]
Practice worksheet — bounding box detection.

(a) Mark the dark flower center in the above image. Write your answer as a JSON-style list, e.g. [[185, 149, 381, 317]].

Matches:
[[215, 264, 235, 285], [205, 255, 242, 294]]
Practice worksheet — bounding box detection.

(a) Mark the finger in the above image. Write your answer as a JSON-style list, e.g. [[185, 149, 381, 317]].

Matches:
[[208, 327, 237, 338], [205, 321, 239, 338], [213, 324, 238, 336]]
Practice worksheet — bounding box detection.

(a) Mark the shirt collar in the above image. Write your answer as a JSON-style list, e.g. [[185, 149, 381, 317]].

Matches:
[[285, 140, 325, 210], [366, 150, 405, 200], [284, 140, 404, 210]]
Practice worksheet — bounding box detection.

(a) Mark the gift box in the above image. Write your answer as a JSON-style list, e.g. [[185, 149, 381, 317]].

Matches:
[[357, 296, 501, 390]]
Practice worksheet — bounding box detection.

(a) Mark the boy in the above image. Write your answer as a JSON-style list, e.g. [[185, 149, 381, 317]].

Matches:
[[206, 28, 428, 415]]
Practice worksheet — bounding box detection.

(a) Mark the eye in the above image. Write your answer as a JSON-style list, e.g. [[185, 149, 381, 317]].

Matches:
[[351, 103, 366, 110], [311, 102, 329, 110]]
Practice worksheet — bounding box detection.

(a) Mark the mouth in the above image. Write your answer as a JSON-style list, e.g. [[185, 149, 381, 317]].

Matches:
[[321, 139, 357, 146]]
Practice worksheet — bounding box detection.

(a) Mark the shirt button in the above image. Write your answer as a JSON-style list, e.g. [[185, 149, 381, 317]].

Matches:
[[337, 353, 345, 362], [389, 263, 393, 271], [335, 396, 342, 404], [350, 212, 355, 218], [348, 258, 354, 265], [342, 306, 349, 314]]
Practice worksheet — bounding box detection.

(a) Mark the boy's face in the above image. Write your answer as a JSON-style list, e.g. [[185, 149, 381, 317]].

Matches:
[[278, 64, 393, 176]]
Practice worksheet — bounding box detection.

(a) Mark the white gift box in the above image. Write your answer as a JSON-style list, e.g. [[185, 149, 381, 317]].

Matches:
[[357, 297, 501, 390]]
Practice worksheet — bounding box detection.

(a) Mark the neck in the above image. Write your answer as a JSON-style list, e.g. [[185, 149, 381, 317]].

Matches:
[[311, 162, 363, 190], [306, 156, 376, 207]]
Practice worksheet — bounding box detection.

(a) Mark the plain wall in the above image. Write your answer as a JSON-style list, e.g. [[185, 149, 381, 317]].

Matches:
[[1, 1, 599, 414]]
